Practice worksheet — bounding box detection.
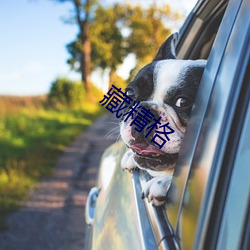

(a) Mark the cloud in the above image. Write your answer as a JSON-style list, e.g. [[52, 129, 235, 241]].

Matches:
[[1, 62, 45, 83], [25, 62, 45, 74], [0, 62, 48, 95]]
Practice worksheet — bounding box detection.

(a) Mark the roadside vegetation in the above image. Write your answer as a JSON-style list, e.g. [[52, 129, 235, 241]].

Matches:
[[0, 0, 180, 231], [0, 82, 104, 230]]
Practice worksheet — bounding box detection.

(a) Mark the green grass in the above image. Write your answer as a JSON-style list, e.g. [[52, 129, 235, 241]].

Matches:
[[0, 98, 104, 230]]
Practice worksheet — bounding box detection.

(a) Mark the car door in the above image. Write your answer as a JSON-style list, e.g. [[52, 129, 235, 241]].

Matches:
[[166, 0, 250, 249]]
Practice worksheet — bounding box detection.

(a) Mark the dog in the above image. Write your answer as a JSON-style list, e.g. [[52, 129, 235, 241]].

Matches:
[[120, 33, 206, 206]]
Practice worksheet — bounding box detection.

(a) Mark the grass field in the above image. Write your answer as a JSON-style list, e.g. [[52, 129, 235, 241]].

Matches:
[[0, 95, 103, 230]]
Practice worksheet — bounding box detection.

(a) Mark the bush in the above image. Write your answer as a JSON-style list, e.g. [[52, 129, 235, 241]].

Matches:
[[0, 103, 103, 229], [48, 77, 85, 108]]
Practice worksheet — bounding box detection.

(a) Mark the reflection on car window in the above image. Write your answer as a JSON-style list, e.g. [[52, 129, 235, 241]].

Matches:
[[216, 100, 250, 249]]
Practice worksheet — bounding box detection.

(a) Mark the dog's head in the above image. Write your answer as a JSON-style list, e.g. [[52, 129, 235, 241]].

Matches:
[[120, 33, 206, 175]]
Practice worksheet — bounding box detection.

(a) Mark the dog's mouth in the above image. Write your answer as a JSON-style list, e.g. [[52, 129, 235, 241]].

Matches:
[[129, 143, 178, 170]]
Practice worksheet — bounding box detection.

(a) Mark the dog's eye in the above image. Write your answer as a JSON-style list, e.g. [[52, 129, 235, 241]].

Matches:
[[175, 97, 192, 108], [126, 89, 136, 100]]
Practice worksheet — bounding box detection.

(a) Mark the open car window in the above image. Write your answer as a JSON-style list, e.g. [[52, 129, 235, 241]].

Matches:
[[136, 0, 230, 220], [177, 0, 229, 60], [166, 0, 232, 230], [135, 0, 231, 247], [137, 0, 249, 248]]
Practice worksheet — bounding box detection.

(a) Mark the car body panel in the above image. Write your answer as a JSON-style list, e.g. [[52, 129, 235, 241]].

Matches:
[[92, 142, 158, 250]]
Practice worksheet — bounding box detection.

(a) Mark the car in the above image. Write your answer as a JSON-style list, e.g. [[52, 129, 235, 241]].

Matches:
[[85, 0, 250, 249]]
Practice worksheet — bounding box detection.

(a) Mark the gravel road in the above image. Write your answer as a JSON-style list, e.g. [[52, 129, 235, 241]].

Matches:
[[0, 113, 118, 250]]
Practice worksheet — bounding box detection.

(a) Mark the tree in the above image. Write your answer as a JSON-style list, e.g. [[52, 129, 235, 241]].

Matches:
[[53, 0, 98, 98], [124, 4, 172, 77], [66, 3, 173, 88], [90, 4, 127, 89], [66, 4, 127, 89]]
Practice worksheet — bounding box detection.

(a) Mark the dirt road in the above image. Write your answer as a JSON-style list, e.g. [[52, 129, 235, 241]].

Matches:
[[0, 113, 118, 250]]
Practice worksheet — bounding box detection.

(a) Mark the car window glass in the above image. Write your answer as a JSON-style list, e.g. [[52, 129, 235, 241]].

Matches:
[[164, 0, 246, 249], [174, 0, 248, 248], [165, 0, 230, 231], [216, 100, 250, 249]]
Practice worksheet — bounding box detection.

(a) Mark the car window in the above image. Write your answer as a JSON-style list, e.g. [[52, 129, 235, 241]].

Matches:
[[177, 0, 228, 60], [165, 0, 249, 249], [134, 1, 231, 248], [166, 0, 231, 231]]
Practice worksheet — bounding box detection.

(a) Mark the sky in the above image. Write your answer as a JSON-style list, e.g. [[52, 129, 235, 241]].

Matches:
[[0, 0, 197, 96]]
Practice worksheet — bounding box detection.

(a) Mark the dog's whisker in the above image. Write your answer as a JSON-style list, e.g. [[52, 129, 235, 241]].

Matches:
[[105, 126, 119, 133], [105, 132, 119, 140], [107, 121, 120, 125], [105, 126, 119, 136], [105, 127, 120, 140], [116, 134, 122, 143]]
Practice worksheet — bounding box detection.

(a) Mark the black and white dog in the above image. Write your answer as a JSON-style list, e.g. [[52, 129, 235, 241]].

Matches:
[[120, 33, 206, 206]]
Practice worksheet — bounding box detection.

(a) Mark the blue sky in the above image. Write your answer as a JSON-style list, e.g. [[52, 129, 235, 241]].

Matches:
[[0, 0, 78, 95], [0, 0, 196, 96]]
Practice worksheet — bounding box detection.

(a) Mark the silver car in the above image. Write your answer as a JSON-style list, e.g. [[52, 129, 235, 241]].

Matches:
[[85, 0, 250, 249]]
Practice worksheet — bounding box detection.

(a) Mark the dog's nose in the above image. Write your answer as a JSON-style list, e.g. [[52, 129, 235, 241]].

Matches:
[[130, 101, 167, 142]]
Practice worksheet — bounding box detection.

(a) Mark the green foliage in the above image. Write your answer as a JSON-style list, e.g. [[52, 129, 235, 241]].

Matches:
[[48, 77, 86, 108], [66, 38, 82, 72], [66, 3, 174, 85], [0, 96, 103, 230], [124, 4, 172, 65], [66, 4, 126, 73], [90, 4, 126, 72]]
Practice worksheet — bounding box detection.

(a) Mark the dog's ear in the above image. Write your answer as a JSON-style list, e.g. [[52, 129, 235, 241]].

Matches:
[[153, 32, 179, 61]]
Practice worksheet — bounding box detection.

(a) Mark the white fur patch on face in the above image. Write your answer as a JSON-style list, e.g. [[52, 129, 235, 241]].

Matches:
[[152, 59, 206, 104], [120, 118, 135, 144]]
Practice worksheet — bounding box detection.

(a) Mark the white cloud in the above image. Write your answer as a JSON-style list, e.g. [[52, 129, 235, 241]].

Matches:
[[1, 62, 45, 83], [0, 62, 48, 95], [25, 62, 45, 74]]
